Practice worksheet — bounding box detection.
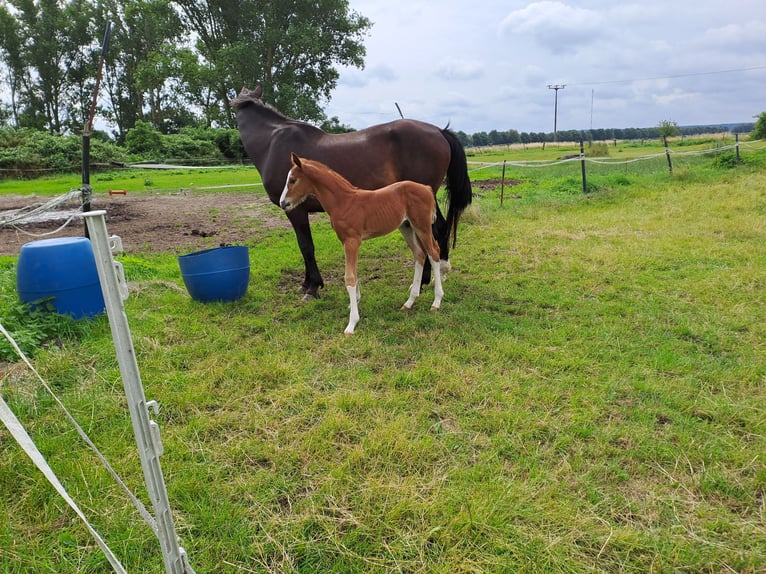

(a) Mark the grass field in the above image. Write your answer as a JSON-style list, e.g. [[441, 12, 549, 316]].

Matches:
[[0, 164, 262, 196], [1, 144, 765, 573]]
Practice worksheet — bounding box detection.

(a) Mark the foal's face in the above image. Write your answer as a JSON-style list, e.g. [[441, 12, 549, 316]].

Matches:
[[279, 166, 311, 212]]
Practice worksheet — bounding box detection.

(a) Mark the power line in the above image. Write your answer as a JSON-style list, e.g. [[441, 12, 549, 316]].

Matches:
[[571, 64, 766, 87]]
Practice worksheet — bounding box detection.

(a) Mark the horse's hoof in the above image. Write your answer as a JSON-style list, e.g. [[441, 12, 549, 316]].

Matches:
[[301, 292, 319, 303], [430, 305, 440, 312]]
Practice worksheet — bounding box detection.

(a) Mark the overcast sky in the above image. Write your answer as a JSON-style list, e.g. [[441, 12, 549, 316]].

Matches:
[[323, 0, 766, 134]]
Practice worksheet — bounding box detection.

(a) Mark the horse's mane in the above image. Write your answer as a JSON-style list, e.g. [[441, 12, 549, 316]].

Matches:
[[230, 86, 327, 135], [229, 91, 289, 120]]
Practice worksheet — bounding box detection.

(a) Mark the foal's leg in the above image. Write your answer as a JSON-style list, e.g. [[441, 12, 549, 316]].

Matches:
[[399, 224, 427, 310], [343, 238, 361, 334]]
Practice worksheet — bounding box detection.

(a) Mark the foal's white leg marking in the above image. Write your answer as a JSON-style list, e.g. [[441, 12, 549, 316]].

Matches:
[[402, 260, 424, 310], [345, 284, 360, 335], [430, 256, 444, 310], [347, 283, 361, 306]]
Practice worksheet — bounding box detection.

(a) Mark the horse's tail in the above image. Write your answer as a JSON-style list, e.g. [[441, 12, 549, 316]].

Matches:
[[441, 128, 473, 248]]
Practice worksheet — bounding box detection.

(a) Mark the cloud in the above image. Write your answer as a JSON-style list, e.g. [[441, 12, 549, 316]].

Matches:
[[653, 88, 699, 107], [339, 63, 398, 88], [325, 0, 765, 134], [499, 1, 604, 52], [368, 63, 399, 82], [436, 59, 484, 81], [702, 21, 766, 48]]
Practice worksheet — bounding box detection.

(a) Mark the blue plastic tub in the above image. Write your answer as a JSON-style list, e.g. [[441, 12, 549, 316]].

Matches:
[[16, 237, 105, 319], [178, 245, 250, 303]]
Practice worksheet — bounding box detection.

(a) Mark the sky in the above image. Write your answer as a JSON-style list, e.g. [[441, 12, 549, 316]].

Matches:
[[322, 0, 766, 135]]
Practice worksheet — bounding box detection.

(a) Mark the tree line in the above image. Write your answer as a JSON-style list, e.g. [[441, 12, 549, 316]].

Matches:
[[455, 123, 757, 148], [2, 113, 764, 179], [0, 0, 371, 141]]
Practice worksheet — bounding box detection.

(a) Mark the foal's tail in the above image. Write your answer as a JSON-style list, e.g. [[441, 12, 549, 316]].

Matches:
[[441, 128, 473, 248]]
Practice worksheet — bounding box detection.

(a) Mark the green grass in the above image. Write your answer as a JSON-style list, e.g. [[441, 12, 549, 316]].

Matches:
[[1, 149, 765, 573], [0, 165, 261, 196]]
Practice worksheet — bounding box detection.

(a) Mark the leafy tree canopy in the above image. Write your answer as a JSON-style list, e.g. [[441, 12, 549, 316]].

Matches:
[[0, 0, 371, 136], [657, 119, 680, 140]]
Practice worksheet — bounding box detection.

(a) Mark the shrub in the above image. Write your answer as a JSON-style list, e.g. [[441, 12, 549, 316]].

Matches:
[[161, 133, 222, 161], [711, 151, 739, 169], [125, 120, 163, 156], [0, 260, 98, 361], [751, 112, 766, 140], [0, 128, 127, 177], [586, 142, 609, 157]]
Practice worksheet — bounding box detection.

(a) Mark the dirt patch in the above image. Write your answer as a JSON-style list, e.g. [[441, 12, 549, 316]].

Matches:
[[0, 191, 290, 256], [0, 178, 515, 257], [472, 178, 523, 193]]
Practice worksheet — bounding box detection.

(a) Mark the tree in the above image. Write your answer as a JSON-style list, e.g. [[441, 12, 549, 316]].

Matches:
[[472, 131, 489, 147], [657, 119, 680, 141], [454, 130, 471, 147], [320, 116, 355, 134], [0, 5, 25, 127], [751, 112, 766, 140], [172, 0, 371, 126], [0, 0, 103, 133], [97, 0, 198, 139], [60, 0, 101, 133]]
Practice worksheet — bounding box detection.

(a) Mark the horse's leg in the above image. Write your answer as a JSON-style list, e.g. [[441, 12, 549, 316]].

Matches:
[[422, 202, 452, 289], [343, 238, 361, 335], [432, 203, 452, 277], [414, 223, 444, 310], [399, 224, 426, 310], [286, 208, 324, 300], [429, 252, 444, 310]]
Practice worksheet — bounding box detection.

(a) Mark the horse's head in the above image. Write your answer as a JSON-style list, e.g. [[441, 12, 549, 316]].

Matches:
[[279, 153, 314, 212], [229, 85, 263, 108]]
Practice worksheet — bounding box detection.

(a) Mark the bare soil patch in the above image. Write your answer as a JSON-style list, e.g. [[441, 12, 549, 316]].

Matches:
[[0, 191, 289, 257], [0, 178, 515, 257]]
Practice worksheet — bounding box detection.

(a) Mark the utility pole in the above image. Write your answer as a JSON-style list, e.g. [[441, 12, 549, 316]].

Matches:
[[547, 84, 565, 143]]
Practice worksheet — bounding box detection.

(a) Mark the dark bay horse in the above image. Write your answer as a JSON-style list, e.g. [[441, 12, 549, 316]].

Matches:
[[280, 153, 444, 334], [230, 85, 472, 300]]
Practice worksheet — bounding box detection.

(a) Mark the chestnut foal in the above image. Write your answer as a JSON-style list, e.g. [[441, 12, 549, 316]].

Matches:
[[280, 153, 444, 334]]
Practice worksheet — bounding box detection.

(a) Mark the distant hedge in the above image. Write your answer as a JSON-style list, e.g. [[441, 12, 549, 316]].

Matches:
[[0, 125, 247, 179]]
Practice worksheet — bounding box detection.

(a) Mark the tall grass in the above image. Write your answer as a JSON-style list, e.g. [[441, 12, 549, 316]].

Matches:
[[1, 150, 765, 573]]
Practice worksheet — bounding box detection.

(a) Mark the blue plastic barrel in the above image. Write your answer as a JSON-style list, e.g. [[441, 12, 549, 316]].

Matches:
[[178, 245, 250, 303], [16, 237, 105, 319]]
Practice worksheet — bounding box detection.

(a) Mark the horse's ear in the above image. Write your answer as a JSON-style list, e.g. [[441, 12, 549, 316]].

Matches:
[[239, 85, 249, 96], [254, 85, 263, 99], [291, 152, 302, 168]]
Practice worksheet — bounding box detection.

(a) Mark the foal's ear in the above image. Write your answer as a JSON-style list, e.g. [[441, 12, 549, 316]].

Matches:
[[291, 152, 302, 168]]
